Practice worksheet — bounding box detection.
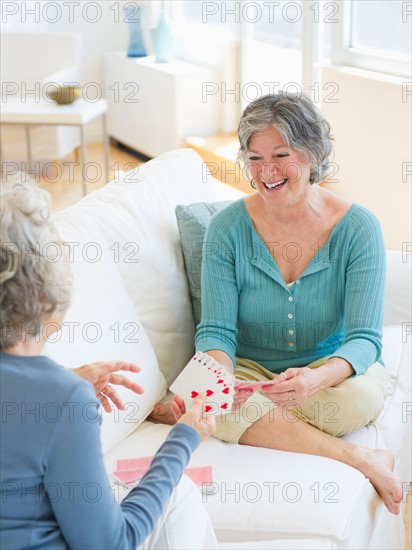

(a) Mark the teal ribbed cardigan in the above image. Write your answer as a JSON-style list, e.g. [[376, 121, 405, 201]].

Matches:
[[195, 198, 386, 376]]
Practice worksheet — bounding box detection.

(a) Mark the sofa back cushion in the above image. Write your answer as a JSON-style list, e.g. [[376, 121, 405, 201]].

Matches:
[[57, 149, 243, 386], [175, 200, 232, 326], [44, 211, 166, 454]]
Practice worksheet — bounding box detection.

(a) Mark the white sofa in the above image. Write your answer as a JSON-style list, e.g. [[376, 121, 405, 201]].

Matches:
[[44, 149, 411, 549], [0, 32, 81, 163]]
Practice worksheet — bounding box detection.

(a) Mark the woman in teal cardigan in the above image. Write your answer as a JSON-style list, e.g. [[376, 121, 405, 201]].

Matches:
[[152, 93, 402, 516]]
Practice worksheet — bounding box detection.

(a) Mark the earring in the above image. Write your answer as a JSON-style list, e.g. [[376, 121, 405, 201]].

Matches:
[[250, 179, 256, 189], [309, 169, 316, 185]]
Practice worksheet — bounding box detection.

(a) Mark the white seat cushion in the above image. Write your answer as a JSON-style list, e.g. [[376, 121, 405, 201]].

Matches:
[[105, 421, 380, 547]]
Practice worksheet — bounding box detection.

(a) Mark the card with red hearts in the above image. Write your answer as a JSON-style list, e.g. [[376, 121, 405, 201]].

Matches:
[[170, 351, 235, 415]]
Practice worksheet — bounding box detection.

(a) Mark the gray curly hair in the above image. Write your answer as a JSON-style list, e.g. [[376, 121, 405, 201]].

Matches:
[[1, 175, 71, 350], [237, 93, 333, 184]]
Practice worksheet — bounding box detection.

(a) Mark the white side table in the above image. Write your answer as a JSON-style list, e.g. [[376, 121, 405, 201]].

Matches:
[[0, 98, 109, 196], [104, 53, 219, 157]]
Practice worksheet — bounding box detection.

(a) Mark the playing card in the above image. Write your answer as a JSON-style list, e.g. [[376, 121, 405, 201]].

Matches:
[[184, 466, 213, 487], [112, 458, 213, 488], [170, 351, 235, 414], [234, 380, 275, 391], [116, 457, 152, 471]]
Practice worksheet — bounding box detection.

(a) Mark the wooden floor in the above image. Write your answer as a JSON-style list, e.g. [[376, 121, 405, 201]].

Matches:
[[7, 141, 412, 548], [35, 142, 146, 211]]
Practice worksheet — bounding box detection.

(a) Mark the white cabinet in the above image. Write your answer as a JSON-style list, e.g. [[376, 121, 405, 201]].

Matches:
[[104, 52, 220, 158]]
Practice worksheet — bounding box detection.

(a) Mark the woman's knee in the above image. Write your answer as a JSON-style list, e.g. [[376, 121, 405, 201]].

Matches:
[[214, 394, 277, 443], [298, 362, 389, 436]]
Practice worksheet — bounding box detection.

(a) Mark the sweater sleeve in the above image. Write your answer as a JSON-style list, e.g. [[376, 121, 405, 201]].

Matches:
[[45, 385, 200, 550], [195, 213, 239, 366], [330, 208, 386, 375]]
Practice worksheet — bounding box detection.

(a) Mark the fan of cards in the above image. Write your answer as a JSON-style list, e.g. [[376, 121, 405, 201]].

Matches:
[[170, 351, 235, 415], [170, 351, 276, 415]]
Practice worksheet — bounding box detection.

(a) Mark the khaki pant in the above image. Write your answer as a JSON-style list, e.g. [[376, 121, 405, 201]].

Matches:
[[215, 357, 389, 443]]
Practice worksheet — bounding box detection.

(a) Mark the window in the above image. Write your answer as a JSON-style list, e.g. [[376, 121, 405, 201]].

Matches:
[[332, 0, 411, 77], [253, 1, 302, 49], [351, 0, 410, 57]]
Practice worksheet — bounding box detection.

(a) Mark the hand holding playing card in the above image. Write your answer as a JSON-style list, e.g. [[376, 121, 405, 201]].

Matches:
[[170, 394, 186, 421], [232, 385, 254, 410], [176, 393, 216, 442], [232, 379, 277, 410], [170, 352, 235, 415]]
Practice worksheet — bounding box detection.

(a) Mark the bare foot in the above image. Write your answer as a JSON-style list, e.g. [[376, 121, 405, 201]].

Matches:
[[148, 403, 177, 425], [357, 448, 403, 515]]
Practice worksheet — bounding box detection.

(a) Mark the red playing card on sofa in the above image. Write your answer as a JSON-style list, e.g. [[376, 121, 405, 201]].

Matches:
[[116, 457, 153, 471], [113, 457, 213, 487], [184, 466, 213, 486]]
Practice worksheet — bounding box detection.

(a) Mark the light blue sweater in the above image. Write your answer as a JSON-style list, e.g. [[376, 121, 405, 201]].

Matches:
[[0, 352, 200, 549], [196, 199, 386, 375]]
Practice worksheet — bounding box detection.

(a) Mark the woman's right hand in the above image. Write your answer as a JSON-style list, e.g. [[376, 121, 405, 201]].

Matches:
[[232, 386, 254, 410], [171, 394, 216, 442]]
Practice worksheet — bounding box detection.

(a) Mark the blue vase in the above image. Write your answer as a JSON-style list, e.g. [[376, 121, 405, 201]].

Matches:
[[152, 10, 174, 63], [124, 4, 147, 58]]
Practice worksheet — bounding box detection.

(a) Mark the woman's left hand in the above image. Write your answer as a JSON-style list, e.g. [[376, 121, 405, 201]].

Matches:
[[262, 367, 322, 407], [74, 361, 144, 412]]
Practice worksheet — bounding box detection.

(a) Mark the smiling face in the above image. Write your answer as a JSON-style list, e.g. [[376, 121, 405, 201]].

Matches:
[[247, 126, 312, 207]]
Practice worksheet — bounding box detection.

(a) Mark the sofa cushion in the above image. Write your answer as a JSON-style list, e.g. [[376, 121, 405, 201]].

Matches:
[[105, 420, 397, 548], [44, 210, 166, 454], [63, 149, 243, 386], [175, 200, 232, 326]]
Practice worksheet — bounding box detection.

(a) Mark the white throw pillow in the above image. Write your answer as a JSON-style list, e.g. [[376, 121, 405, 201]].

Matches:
[[44, 211, 166, 454], [61, 149, 243, 386]]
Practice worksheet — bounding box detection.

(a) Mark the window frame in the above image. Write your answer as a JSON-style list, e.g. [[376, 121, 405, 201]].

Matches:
[[170, 0, 411, 79], [331, 0, 411, 78]]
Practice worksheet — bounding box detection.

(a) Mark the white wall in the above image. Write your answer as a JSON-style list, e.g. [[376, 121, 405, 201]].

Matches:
[[320, 66, 411, 251]]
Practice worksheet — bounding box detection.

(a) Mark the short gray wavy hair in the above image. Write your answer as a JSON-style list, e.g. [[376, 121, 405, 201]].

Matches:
[[1, 175, 71, 349], [237, 93, 333, 184]]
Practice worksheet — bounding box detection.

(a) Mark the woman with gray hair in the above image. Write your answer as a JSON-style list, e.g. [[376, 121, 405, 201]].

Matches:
[[153, 93, 403, 515], [0, 177, 218, 549]]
